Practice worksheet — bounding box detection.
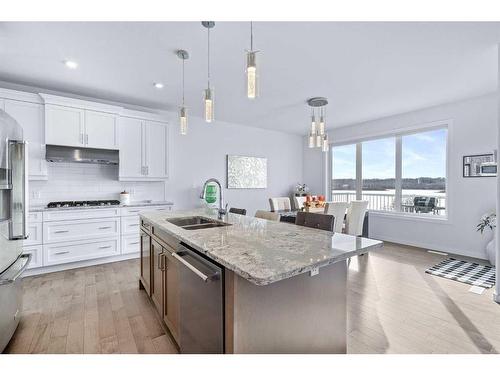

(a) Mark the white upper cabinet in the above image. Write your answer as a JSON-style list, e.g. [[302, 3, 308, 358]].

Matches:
[[118, 116, 144, 179], [145, 120, 168, 179], [84, 110, 118, 149], [4, 99, 47, 180], [45, 104, 85, 147], [42, 94, 120, 150], [118, 117, 168, 181]]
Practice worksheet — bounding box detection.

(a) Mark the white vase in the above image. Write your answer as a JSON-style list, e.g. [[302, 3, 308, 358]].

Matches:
[[486, 231, 496, 266]]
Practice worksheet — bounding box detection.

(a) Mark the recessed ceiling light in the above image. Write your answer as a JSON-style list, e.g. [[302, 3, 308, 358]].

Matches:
[[64, 60, 78, 69], [154, 82, 164, 89]]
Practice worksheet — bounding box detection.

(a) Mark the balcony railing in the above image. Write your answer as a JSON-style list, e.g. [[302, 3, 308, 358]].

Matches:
[[331, 191, 446, 216]]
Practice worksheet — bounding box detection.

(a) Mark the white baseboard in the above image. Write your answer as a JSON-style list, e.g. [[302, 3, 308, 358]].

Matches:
[[494, 292, 500, 304], [23, 252, 140, 277], [371, 233, 487, 260]]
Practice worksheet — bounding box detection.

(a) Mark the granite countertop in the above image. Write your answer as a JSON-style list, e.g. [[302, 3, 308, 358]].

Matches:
[[29, 201, 174, 212], [141, 208, 383, 286]]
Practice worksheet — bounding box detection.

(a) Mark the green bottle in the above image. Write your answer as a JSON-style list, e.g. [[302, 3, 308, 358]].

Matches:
[[205, 184, 217, 204]]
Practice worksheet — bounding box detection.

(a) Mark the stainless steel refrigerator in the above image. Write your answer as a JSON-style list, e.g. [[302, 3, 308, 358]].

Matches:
[[0, 110, 30, 352]]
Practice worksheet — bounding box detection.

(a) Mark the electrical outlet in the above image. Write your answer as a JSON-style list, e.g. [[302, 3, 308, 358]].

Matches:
[[310, 267, 319, 277]]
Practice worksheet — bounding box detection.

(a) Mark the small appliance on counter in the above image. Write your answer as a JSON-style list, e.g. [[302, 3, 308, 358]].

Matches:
[[120, 191, 131, 205]]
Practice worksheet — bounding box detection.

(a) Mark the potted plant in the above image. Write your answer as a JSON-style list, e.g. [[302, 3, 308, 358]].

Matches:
[[477, 212, 496, 266]]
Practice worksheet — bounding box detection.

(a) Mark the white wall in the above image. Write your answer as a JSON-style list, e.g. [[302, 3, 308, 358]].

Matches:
[[304, 94, 498, 259], [28, 111, 304, 216], [165, 116, 303, 216], [29, 163, 165, 206]]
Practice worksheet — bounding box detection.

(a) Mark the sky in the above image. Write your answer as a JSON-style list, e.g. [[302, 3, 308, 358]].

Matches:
[[332, 128, 447, 179]]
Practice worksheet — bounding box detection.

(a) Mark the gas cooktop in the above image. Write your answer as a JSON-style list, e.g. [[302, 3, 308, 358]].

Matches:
[[47, 200, 121, 208]]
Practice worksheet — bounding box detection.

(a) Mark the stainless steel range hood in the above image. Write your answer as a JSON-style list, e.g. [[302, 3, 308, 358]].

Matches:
[[46, 145, 119, 165]]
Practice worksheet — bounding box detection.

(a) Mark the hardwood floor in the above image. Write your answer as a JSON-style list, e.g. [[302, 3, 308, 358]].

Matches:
[[348, 243, 500, 354], [5, 242, 500, 354], [4, 259, 178, 354]]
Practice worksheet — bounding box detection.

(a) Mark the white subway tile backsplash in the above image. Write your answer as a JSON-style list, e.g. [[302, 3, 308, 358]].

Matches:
[[30, 163, 164, 206]]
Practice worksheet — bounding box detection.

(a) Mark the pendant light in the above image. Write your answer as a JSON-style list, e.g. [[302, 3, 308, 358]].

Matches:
[[177, 49, 189, 135], [202, 21, 215, 123], [307, 97, 329, 152], [308, 108, 317, 148], [246, 22, 258, 99]]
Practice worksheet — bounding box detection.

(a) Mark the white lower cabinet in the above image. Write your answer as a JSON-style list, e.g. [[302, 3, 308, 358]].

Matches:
[[44, 238, 120, 266], [27, 204, 173, 273], [121, 215, 140, 235], [24, 221, 43, 247], [23, 245, 43, 269], [43, 208, 120, 222], [121, 235, 141, 255], [44, 217, 120, 243]]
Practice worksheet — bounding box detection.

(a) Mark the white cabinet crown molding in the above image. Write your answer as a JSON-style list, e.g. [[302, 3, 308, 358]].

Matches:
[[39, 93, 123, 114], [0, 87, 43, 104], [120, 108, 169, 123]]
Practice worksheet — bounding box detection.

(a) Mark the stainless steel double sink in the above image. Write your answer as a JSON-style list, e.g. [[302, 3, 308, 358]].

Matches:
[[166, 216, 232, 230]]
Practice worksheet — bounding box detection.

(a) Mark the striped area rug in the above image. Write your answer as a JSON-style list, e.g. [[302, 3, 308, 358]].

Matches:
[[425, 258, 496, 288]]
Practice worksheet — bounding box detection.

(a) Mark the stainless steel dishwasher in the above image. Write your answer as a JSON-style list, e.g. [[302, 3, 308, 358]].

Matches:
[[173, 243, 224, 354]]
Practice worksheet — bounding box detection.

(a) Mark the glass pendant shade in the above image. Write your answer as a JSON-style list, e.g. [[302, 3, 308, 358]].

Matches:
[[308, 133, 315, 148], [316, 133, 322, 148], [322, 135, 329, 152], [319, 117, 325, 135], [204, 88, 214, 123], [180, 107, 188, 135], [311, 115, 316, 134], [246, 51, 258, 99]]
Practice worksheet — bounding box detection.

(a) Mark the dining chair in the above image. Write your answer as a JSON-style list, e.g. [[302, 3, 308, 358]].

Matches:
[[295, 211, 334, 232], [293, 196, 307, 210], [255, 210, 280, 222], [345, 200, 369, 236], [269, 197, 291, 212], [324, 202, 349, 233], [229, 207, 247, 216]]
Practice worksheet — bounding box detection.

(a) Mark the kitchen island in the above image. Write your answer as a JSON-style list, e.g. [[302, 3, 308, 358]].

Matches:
[[139, 208, 383, 354]]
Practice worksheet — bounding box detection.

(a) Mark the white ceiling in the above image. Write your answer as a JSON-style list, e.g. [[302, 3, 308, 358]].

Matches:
[[0, 22, 499, 134]]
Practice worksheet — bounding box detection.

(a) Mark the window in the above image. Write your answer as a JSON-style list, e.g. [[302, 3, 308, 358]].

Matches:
[[401, 128, 447, 216], [362, 137, 395, 211], [330, 126, 447, 217], [331, 143, 357, 204]]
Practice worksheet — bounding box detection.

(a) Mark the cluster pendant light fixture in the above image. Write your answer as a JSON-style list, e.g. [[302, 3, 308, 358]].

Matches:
[[176, 22, 262, 135], [177, 49, 189, 135], [246, 22, 258, 99], [307, 97, 329, 152], [202, 21, 215, 123]]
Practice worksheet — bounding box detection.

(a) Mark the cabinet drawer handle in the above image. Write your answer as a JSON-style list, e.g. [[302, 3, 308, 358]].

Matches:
[[129, 210, 140, 213], [129, 223, 140, 227], [129, 241, 140, 245], [99, 245, 112, 249], [54, 251, 69, 255], [54, 230, 69, 234], [98, 226, 112, 230]]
